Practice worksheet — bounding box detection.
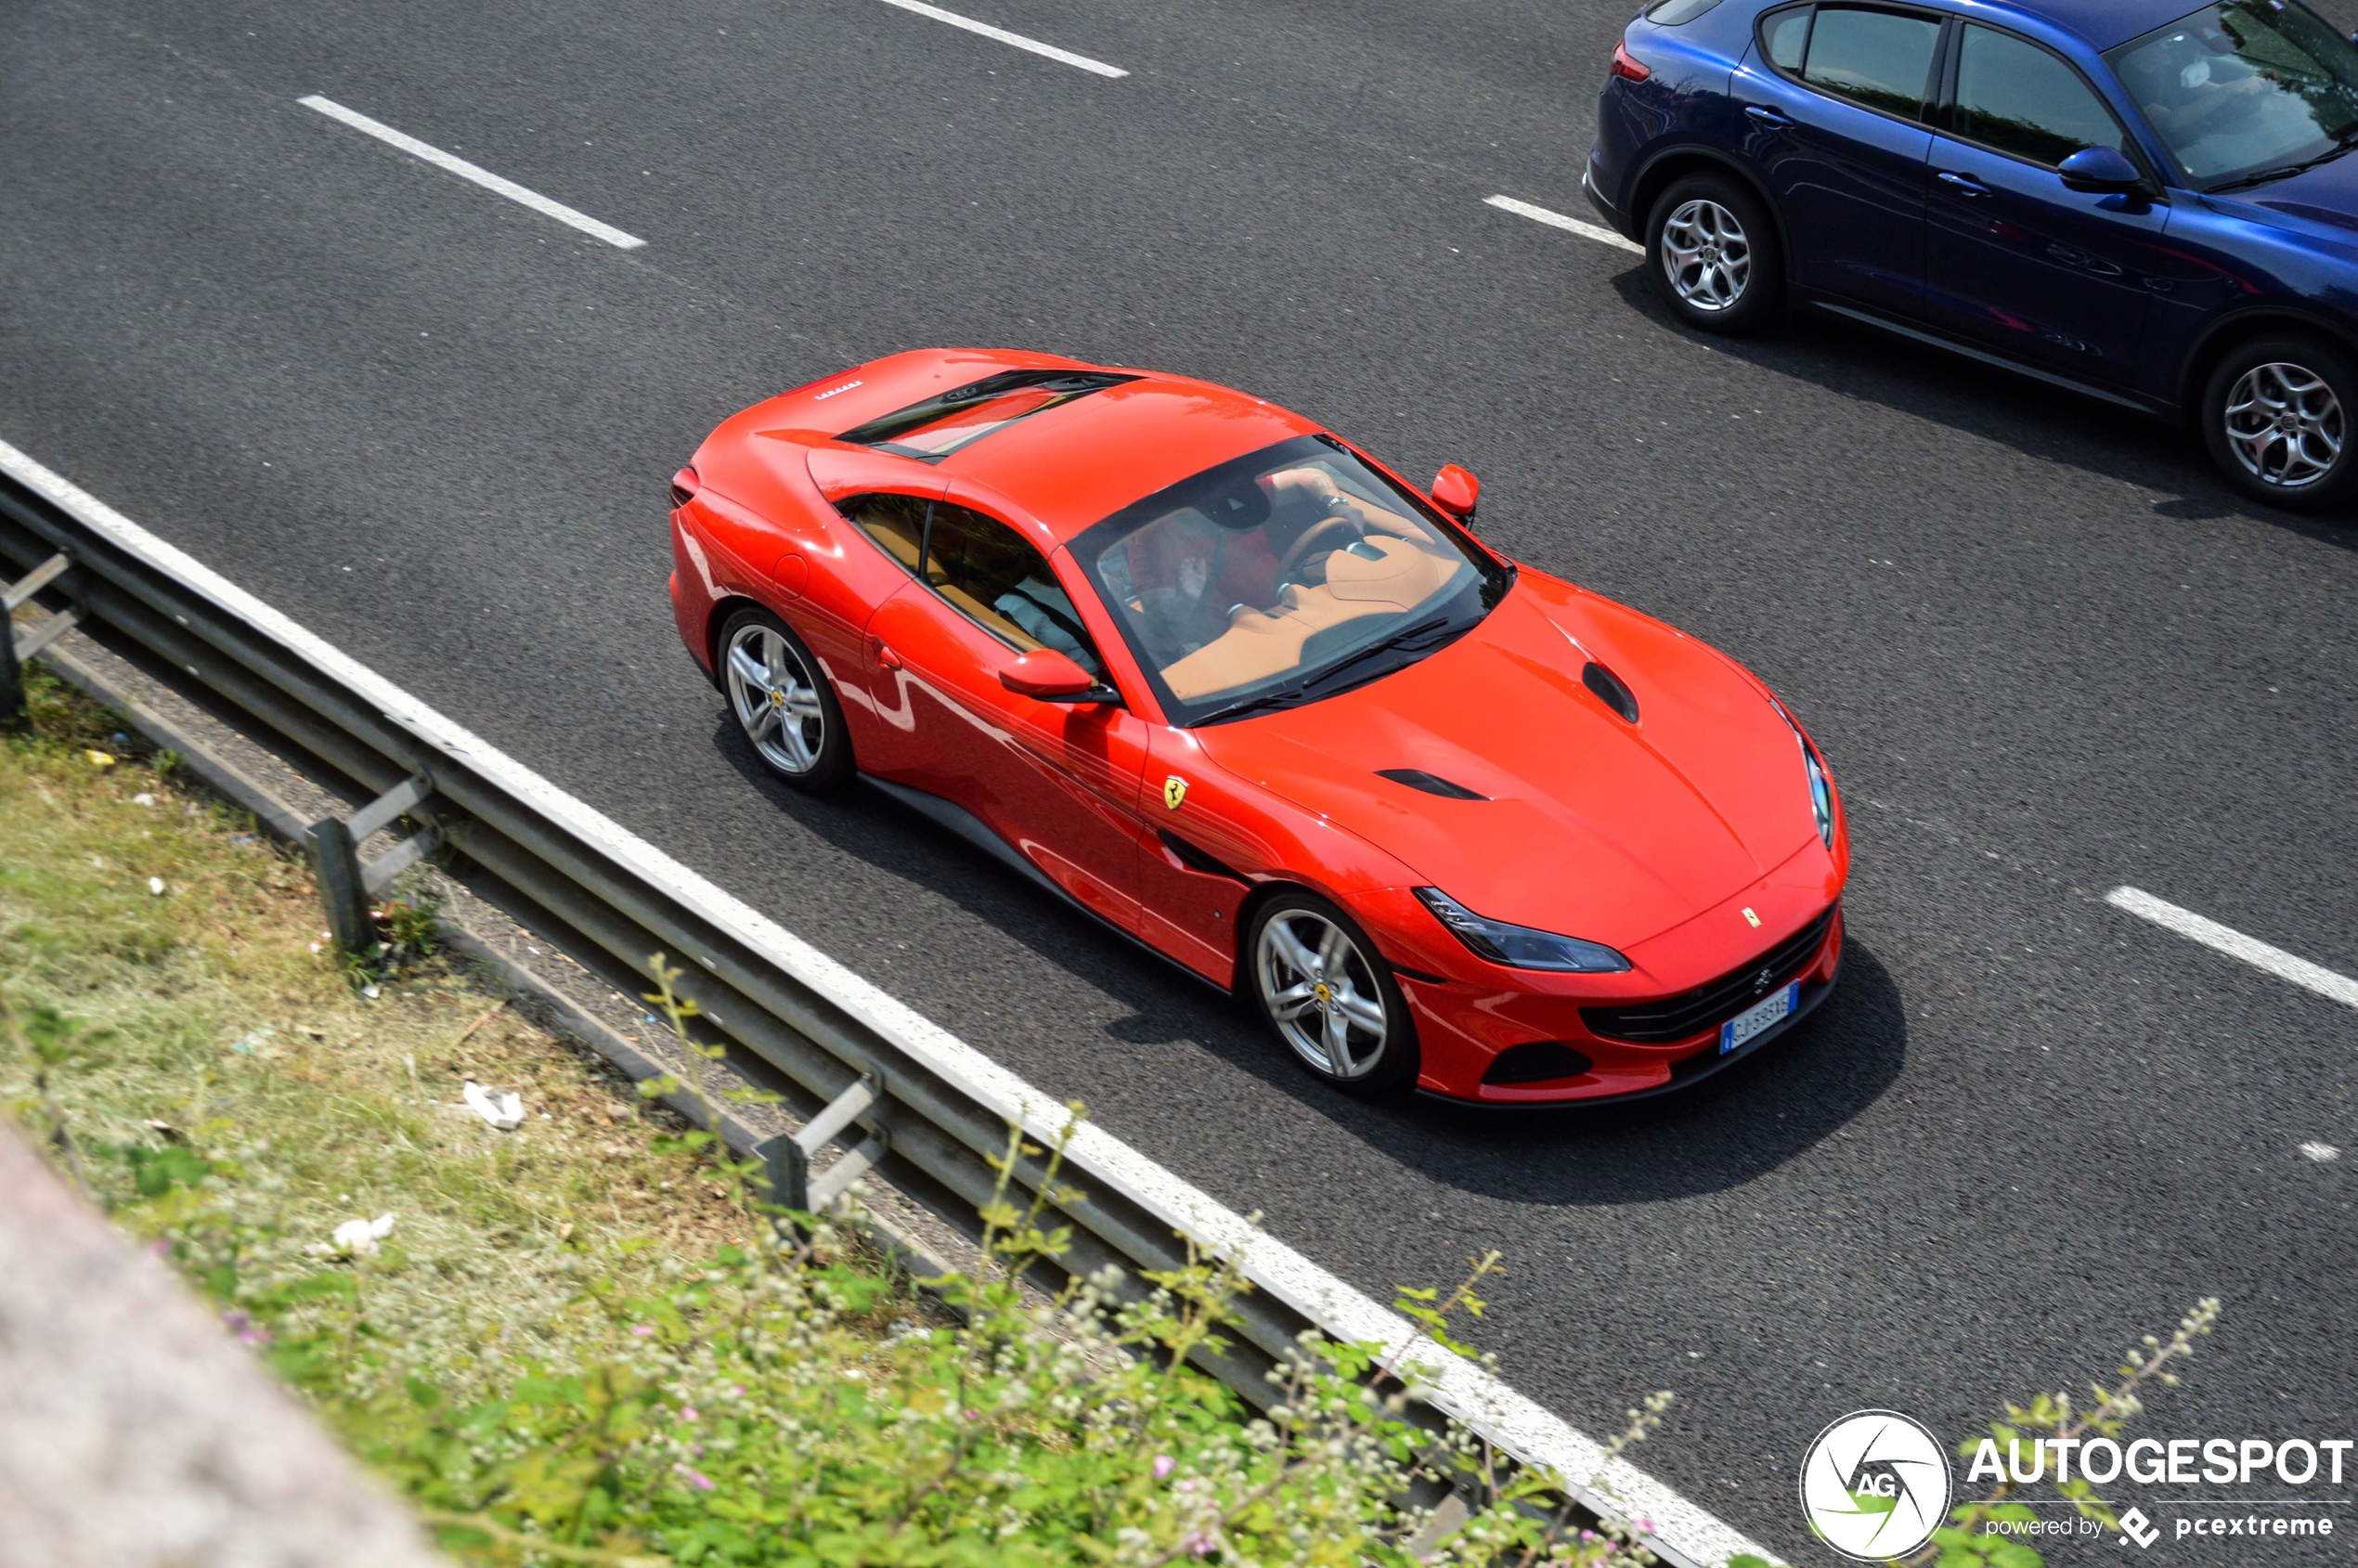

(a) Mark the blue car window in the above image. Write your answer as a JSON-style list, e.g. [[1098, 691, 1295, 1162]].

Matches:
[[1763, 6, 1812, 71], [1953, 25, 2126, 166], [1804, 7, 1941, 121], [1647, 0, 1726, 23], [2109, 2, 2358, 188]]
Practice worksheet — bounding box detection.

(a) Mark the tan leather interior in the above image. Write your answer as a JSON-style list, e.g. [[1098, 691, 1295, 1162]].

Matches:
[[1161, 536, 1464, 701]]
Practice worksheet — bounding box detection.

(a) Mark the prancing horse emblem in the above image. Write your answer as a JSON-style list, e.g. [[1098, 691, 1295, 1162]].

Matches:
[[1754, 966, 1776, 994], [1163, 775, 1188, 810]]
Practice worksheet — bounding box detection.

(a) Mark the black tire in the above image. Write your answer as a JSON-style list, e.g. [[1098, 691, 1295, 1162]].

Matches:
[[2201, 332, 2358, 512], [1245, 890, 1419, 1096], [717, 604, 855, 792], [1644, 173, 1784, 335]]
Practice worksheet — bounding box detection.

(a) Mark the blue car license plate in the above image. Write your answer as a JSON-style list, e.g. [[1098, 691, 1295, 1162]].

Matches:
[[1720, 981, 1799, 1055]]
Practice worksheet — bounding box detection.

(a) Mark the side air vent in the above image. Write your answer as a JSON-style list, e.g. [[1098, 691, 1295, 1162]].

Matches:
[[1157, 830, 1248, 883], [1377, 769, 1488, 800], [1582, 661, 1639, 724], [1483, 1042, 1595, 1085]]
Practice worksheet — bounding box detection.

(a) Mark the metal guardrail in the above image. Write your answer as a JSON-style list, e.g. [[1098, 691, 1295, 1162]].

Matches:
[[0, 444, 1765, 1568]]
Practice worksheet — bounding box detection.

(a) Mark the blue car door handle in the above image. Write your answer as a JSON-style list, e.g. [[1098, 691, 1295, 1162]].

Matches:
[[1937, 171, 1992, 198], [1744, 106, 1793, 128]]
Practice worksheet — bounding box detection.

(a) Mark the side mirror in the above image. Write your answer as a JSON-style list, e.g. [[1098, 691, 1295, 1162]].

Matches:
[[999, 649, 1105, 702], [2058, 146, 2144, 194], [1431, 463, 1481, 525]]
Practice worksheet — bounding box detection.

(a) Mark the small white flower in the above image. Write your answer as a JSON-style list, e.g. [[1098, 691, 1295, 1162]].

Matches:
[[148, 877, 167, 896], [360, 984, 380, 1000], [132, 792, 157, 808]]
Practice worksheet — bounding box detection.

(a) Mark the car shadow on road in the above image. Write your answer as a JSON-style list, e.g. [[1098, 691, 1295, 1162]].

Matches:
[[713, 706, 1906, 1205], [1605, 268, 2358, 552]]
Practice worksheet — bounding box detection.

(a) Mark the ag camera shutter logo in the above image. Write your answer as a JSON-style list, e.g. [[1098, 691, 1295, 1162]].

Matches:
[[1798, 1409, 1954, 1561]]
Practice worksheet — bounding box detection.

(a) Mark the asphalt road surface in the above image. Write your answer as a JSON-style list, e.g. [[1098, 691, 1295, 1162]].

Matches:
[[6, 0, 2354, 1560]]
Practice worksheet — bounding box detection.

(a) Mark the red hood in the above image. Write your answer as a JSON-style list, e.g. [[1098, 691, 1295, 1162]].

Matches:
[[1193, 576, 1818, 949]]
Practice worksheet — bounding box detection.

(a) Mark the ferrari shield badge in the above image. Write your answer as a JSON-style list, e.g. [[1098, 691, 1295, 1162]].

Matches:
[[1742, 906, 1761, 927], [1163, 775, 1189, 810]]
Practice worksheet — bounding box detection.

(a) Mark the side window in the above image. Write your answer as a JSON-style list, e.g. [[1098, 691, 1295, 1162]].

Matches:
[[1762, 6, 1811, 71], [1952, 24, 2126, 165], [1803, 6, 1941, 119], [839, 493, 929, 575], [923, 504, 1108, 680]]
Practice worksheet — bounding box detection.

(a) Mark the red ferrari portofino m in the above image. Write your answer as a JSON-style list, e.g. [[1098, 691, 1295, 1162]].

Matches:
[[668, 349, 1847, 1104]]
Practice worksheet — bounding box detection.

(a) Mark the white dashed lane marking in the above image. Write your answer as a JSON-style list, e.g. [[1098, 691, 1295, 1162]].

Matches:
[[1484, 193, 1643, 255], [2105, 886, 2358, 1009], [299, 96, 647, 250], [875, 0, 1127, 77]]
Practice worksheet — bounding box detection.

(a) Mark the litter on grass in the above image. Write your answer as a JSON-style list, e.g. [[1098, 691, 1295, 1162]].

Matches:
[[147, 877, 166, 896], [462, 1081, 525, 1132], [84, 750, 114, 768], [309, 1213, 396, 1259]]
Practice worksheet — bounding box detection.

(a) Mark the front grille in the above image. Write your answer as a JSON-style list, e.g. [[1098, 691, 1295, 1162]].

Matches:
[[1580, 903, 1837, 1044]]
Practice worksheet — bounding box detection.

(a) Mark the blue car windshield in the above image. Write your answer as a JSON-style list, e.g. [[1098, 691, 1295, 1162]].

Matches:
[[2109, 2, 2358, 188]]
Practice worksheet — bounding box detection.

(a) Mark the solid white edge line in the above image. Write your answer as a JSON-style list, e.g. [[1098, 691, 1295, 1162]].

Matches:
[[0, 434, 1774, 1568], [1485, 193, 1645, 255], [299, 96, 647, 250], [2105, 887, 2358, 1009], [875, 0, 1127, 77]]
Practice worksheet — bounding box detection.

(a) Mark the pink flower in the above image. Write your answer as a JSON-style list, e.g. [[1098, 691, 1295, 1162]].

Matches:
[[729, 1384, 745, 1397], [680, 1406, 699, 1423], [1154, 1456, 1175, 1480], [674, 1463, 715, 1491], [632, 1325, 655, 1338]]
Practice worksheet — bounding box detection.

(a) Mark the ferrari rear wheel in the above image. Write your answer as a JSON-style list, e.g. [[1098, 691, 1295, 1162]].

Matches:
[[1249, 892, 1419, 1095], [720, 606, 853, 791]]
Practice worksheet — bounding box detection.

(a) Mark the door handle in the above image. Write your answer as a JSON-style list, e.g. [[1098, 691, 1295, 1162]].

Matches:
[[1744, 105, 1793, 128], [1937, 170, 1992, 198]]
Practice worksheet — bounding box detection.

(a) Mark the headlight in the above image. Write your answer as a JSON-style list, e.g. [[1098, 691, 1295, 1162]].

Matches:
[[1775, 703, 1835, 849], [1414, 888, 1631, 973]]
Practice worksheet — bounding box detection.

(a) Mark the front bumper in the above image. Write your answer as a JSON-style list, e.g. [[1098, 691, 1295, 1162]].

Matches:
[[1381, 862, 1847, 1105]]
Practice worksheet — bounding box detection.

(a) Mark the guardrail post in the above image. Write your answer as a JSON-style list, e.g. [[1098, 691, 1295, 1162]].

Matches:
[[756, 1072, 887, 1224], [304, 771, 439, 957], [3, 551, 76, 731]]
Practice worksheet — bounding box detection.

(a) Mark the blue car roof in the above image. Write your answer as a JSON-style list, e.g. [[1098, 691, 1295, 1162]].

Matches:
[[1981, 0, 2203, 52]]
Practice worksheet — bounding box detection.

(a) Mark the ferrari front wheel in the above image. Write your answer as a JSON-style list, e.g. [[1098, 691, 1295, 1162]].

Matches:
[[1249, 892, 1419, 1095], [719, 606, 854, 791]]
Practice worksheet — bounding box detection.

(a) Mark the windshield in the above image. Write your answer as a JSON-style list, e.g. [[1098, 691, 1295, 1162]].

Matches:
[[1073, 435, 1513, 727], [2108, 2, 2358, 188]]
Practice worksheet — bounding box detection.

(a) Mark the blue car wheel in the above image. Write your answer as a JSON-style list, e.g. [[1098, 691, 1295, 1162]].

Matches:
[[1646, 173, 1784, 336], [2202, 333, 2358, 512]]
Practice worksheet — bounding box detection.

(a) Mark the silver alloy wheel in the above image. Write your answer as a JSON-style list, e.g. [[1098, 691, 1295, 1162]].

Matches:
[[724, 622, 827, 774], [1660, 198, 1751, 313], [2223, 360, 2345, 489], [1255, 908, 1389, 1080]]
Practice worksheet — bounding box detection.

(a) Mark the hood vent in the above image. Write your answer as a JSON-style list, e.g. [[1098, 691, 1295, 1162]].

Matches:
[[1377, 768, 1488, 801], [1582, 661, 1639, 724]]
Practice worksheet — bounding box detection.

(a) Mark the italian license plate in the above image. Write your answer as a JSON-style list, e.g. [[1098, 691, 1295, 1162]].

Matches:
[[1720, 982, 1799, 1055]]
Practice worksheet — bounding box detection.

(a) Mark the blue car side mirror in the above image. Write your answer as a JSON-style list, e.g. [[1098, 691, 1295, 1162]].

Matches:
[[2058, 146, 2145, 193]]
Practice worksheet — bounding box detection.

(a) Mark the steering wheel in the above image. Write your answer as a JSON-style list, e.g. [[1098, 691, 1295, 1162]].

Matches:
[[1276, 514, 1361, 580]]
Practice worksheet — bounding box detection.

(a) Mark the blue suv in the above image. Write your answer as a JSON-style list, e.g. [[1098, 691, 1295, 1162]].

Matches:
[[1587, 0, 2358, 509]]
